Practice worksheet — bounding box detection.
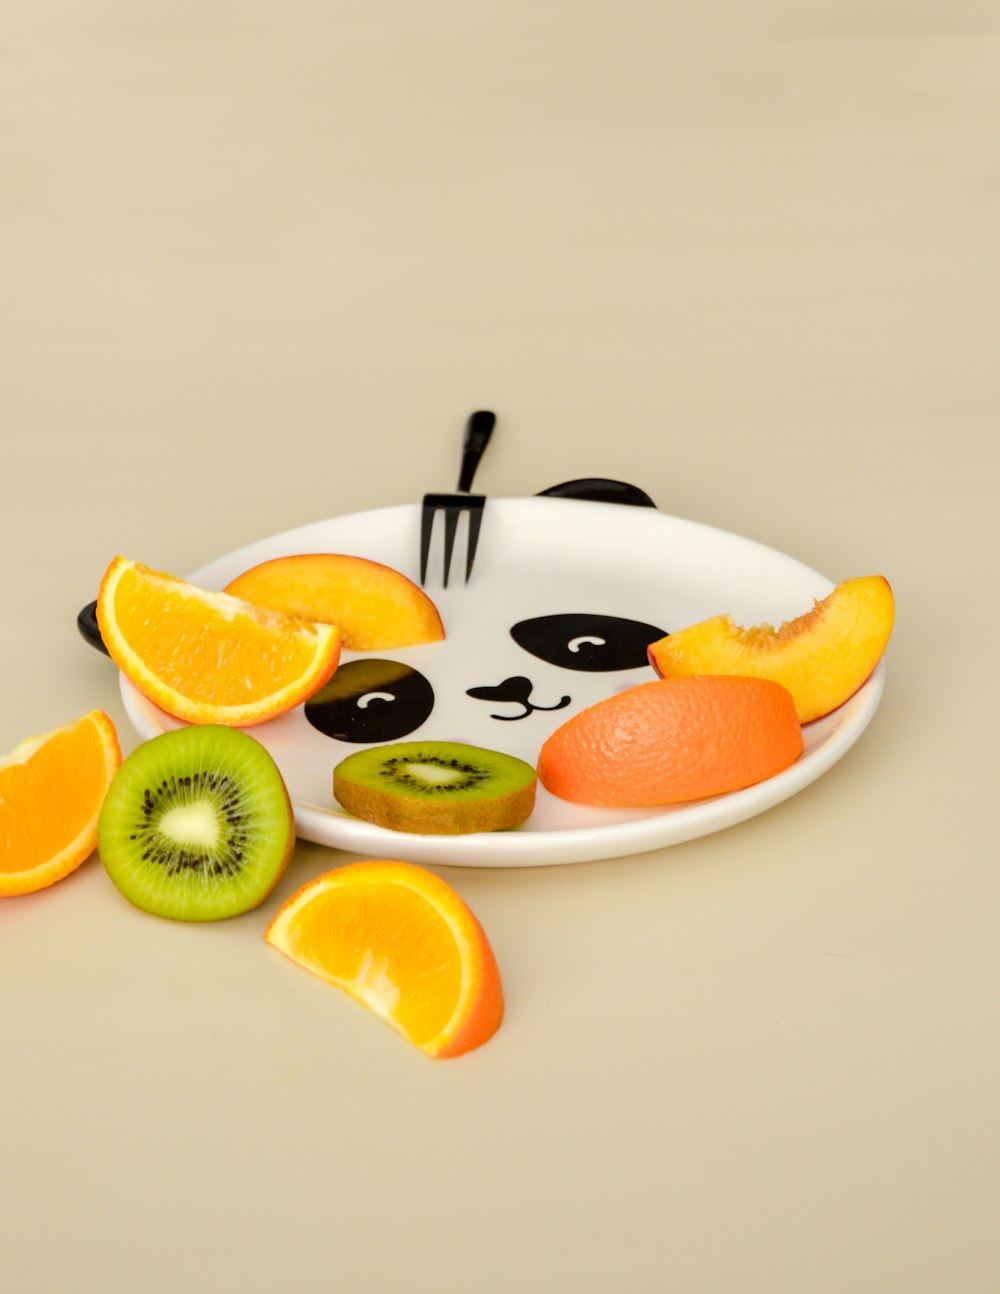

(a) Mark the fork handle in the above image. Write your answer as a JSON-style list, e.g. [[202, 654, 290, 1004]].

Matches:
[[457, 410, 496, 492]]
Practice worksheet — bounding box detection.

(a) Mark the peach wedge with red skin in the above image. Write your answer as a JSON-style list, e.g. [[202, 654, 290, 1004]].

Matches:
[[224, 554, 444, 652], [647, 576, 894, 724]]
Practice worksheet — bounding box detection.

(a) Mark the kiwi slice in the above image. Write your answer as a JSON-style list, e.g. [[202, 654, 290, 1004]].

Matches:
[[333, 740, 537, 835], [97, 726, 294, 921]]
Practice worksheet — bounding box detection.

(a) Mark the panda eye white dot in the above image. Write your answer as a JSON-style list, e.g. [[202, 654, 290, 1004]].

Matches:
[[357, 692, 396, 709], [568, 636, 606, 653]]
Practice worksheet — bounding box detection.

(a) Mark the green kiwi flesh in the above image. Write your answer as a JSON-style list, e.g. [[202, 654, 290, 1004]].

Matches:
[[97, 726, 294, 921], [333, 740, 537, 835]]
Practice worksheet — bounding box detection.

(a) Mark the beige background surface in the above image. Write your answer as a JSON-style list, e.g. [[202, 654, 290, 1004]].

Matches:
[[2, 3, 998, 1292]]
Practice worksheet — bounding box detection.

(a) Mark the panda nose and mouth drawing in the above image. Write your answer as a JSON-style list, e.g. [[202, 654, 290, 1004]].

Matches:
[[303, 615, 669, 743], [462, 614, 669, 721], [465, 676, 572, 721]]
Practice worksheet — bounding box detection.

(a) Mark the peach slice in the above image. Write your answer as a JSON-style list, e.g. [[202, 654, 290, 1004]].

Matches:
[[224, 554, 444, 652], [647, 576, 894, 723]]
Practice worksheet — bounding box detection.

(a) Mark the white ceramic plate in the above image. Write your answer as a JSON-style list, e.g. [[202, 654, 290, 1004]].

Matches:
[[119, 497, 884, 867]]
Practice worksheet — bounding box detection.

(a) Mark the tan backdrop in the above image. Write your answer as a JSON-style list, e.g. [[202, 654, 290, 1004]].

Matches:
[[2, 4, 997, 1292]]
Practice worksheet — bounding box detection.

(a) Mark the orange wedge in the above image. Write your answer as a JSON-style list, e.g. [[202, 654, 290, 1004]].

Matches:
[[265, 861, 504, 1059], [1, 710, 122, 897], [97, 557, 341, 726]]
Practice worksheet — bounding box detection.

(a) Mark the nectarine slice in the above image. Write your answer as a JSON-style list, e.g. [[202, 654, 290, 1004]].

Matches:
[[647, 576, 894, 723], [224, 554, 444, 652]]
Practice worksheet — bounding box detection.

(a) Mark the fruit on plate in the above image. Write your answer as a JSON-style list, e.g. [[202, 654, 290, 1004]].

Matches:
[[97, 725, 295, 921], [223, 553, 445, 651], [536, 676, 802, 807], [265, 860, 503, 1059], [647, 576, 894, 724], [333, 740, 537, 834], [0, 710, 122, 898], [97, 556, 341, 726]]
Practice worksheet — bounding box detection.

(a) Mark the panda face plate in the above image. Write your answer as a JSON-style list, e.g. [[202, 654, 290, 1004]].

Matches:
[[117, 498, 884, 867]]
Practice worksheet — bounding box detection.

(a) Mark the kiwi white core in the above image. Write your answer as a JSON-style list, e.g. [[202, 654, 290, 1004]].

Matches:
[[405, 761, 465, 786], [158, 801, 221, 849]]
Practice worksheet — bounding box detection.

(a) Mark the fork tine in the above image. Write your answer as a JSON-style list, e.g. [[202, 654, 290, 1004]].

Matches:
[[441, 507, 460, 588], [464, 502, 484, 582], [420, 490, 487, 586], [419, 499, 436, 586]]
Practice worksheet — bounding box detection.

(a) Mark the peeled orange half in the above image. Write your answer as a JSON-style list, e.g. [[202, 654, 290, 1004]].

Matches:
[[97, 557, 341, 726], [265, 861, 504, 1059], [0, 710, 122, 897]]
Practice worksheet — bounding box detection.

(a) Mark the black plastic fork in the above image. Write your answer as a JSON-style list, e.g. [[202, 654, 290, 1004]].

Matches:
[[419, 410, 496, 587]]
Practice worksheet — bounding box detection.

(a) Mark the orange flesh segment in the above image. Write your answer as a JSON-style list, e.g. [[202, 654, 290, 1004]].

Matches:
[[280, 881, 463, 1045], [0, 711, 121, 893], [1, 729, 108, 870], [112, 564, 324, 706], [265, 861, 503, 1058], [97, 558, 341, 725]]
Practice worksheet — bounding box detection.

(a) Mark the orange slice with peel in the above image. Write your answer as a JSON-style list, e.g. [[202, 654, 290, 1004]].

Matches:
[[224, 553, 445, 650], [1, 710, 122, 897], [265, 861, 504, 1059], [97, 557, 341, 726]]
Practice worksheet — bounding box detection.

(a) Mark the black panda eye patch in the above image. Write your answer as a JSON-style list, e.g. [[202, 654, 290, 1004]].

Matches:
[[510, 614, 668, 672], [304, 660, 434, 743]]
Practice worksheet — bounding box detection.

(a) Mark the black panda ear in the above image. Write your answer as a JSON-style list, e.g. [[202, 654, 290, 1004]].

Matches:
[[536, 479, 657, 508], [305, 660, 434, 743], [511, 614, 667, 672]]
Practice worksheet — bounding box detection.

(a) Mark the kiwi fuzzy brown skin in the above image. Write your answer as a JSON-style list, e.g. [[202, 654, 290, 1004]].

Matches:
[[97, 725, 295, 921], [333, 741, 537, 835]]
